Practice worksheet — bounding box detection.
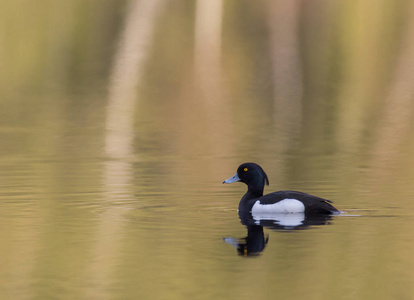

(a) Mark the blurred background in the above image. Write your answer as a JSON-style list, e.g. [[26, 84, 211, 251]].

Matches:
[[1, 0, 414, 299]]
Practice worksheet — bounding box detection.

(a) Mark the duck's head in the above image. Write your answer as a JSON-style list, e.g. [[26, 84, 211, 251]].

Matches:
[[223, 162, 269, 188]]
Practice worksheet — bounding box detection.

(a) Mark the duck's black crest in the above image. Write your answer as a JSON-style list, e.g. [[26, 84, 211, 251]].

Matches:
[[238, 162, 269, 187]]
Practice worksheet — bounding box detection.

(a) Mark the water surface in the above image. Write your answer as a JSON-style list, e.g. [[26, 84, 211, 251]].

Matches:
[[2, 1, 414, 299]]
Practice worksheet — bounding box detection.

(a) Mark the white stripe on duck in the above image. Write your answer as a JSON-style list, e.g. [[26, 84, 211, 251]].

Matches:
[[251, 198, 305, 214]]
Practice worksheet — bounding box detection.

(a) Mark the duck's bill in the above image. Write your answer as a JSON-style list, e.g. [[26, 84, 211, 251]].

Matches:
[[222, 173, 240, 184]]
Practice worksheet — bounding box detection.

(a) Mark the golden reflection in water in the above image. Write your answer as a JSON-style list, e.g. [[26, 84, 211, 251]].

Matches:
[[86, 161, 134, 299], [193, 0, 235, 176], [194, 0, 223, 80], [266, 0, 303, 136], [90, 1, 167, 298], [106, 0, 166, 159], [265, 0, 303, 186], [371, 2, 414, 169]]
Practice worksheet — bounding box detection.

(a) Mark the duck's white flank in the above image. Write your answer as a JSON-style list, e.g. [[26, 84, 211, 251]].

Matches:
[[251, 198, 305, 214]]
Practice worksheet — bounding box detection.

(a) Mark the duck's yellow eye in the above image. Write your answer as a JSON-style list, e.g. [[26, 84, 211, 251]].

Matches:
[[244, 168, 248, 172]]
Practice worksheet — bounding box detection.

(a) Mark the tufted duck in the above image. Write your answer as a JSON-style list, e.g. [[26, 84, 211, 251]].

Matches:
[[223, 163, 339, 215]]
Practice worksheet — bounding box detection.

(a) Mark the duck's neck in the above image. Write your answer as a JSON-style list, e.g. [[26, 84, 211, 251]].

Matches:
[[246, 174, 265, 196], [238, 185, 264, 213], [247, 186, 264, 198]]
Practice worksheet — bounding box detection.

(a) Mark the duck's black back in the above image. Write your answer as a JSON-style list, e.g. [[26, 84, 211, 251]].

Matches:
[[251, 190, 338, 215]]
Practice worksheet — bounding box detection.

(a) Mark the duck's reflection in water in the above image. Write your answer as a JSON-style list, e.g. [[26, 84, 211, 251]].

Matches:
[[224, 210, 334, 256], [224, 225, 269, 256]]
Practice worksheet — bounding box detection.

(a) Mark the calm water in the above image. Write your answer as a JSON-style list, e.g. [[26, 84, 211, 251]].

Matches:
[[2, 1, 414, 299]]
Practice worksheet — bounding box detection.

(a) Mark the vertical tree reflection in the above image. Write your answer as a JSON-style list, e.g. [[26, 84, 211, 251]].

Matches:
[[88, 1, 167, 298]]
